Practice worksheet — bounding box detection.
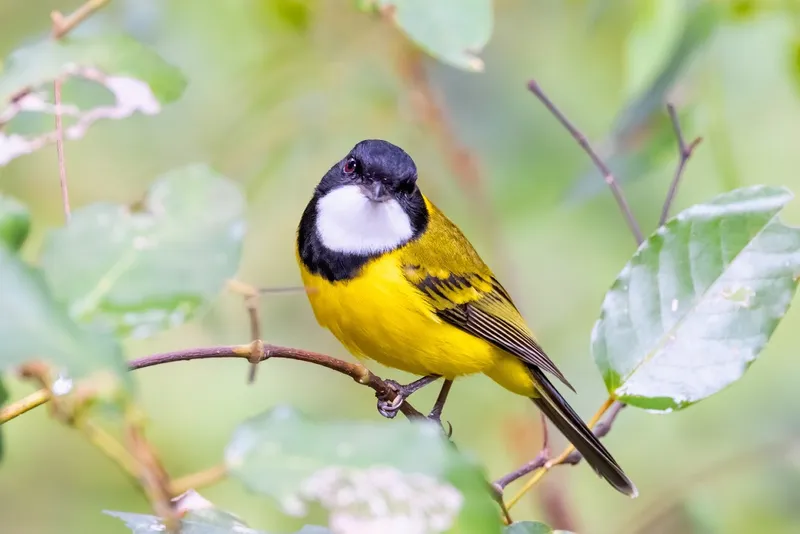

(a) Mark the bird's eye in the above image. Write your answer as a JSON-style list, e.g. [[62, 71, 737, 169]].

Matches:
[[343, 158, 358, 175]]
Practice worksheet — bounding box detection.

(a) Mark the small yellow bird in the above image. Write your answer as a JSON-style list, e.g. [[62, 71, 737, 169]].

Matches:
[[296, 139, 636, 497]]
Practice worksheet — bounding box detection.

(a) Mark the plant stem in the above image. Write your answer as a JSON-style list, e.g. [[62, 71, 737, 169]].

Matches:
[[659, 104, 703, 225], [50, 0, 111, 39], [0, 388, 51, 423], [505, 396, 616, 510], [170, 464, 228, 495], [53, 77, 71, 222], [77, 418, 140, 481]]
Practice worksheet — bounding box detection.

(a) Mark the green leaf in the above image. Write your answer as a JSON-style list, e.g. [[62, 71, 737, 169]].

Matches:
[[104, 510, 331, 534], [0, 245, 126, 385], [593, 186, 800, 411], [504, 522, 574, 534], [0, 35, 186, 105], [0, 35, 186, 165], [624, 0, 686, 99], [0, 194, 30, 252], [225, 406, 502, 533], [105, 511, 264, 534], [374, 0, 493, 72], [40, 164, 246, 340]]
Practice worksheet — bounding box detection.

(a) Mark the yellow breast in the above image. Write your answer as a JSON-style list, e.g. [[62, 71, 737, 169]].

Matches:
[[297, 252, 500, 379]]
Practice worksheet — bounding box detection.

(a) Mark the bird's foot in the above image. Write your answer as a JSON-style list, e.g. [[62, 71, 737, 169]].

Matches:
[[376, 375, 441, 419], [376, 379, 409, 419]]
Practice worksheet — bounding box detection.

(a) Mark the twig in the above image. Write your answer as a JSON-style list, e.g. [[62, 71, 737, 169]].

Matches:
[[125, 418, 179, 531], [494, 413, 550, 493], [48, 1, 113, 222], [560, 401, 626, 465], [527, 79, 644, 245], [50, 0, 111, 39], [53, 77, 71, 222], [130, 343, 425, 419], [504, 396, 616, 511], [77, 418, 141, 482], [259, 286, 309, 295], [0, 388, 51, 422], [0, 342, 426, 425], [659, 104, 703, 225], [46, 0, 114, 221], [502, 81, 701, 513], [226, 280, 264, 383], [170, 464, 228, 495]]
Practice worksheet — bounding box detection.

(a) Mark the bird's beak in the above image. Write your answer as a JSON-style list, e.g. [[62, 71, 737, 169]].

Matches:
[[361, 181, 391, 202]]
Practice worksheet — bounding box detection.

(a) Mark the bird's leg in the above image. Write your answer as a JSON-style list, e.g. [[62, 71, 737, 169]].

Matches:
[[428, 379, 453, 423], [376, 375, 441, 419]]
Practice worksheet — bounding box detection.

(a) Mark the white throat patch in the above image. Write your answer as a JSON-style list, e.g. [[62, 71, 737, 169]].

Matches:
[[316, 184, 414, 254]]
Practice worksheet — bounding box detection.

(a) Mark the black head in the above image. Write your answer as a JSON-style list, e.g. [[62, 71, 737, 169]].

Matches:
[[316, 139, 419, 201], [298, 139, 429, 282]]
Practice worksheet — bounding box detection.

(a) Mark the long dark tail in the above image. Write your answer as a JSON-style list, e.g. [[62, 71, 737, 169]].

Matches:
[[529, 366, 638, 497]]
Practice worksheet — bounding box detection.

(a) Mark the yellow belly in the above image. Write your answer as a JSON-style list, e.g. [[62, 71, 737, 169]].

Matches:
[[299, 254, 503, 379]]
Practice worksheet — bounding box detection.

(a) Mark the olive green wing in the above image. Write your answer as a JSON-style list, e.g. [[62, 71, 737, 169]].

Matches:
[[401, 198, 574, 391]]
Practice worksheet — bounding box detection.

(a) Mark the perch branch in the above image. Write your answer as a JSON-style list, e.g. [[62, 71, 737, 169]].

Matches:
[[659, 104, 703, 225], [0, 342, 425, 425], [129, 343, 425, 419]]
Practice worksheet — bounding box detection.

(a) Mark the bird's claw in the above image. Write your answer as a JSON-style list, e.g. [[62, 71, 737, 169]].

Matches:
[[376, 379, 406, 419], [425, 410, 453, 438]]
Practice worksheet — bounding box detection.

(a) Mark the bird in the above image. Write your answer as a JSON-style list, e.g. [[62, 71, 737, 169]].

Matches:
[[295, 139, 637, 497]]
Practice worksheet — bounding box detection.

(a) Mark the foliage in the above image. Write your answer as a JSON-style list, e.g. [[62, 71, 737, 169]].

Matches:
[[504, 522, 573, 534], [225, 406, 500, 533], [593, 186, 800, 411], [40, 165, 245, 339]]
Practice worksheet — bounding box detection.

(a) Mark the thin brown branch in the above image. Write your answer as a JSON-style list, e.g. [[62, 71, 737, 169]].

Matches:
[[53, 77, 71, 222], [494, 412, 551, 492], [225, 280, 264, 383], [0, 342, 426, 425], [125, 418, 179, 531], [47, 0, 113, 220], [659, 104, 703, 226], [502, 396, 617, 510], [129, 343, 425, 419], [527, 79, 644, 245], [50, 0, 111, 39], [76, 418, 141, 482]]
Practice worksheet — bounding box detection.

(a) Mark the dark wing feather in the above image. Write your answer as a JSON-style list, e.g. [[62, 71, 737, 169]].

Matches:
[[422, 274, 574, 392], [400, 196, 574, 391]]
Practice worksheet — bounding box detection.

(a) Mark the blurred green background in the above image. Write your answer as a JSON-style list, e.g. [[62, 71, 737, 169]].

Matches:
[[3, 0, 800, 533]]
